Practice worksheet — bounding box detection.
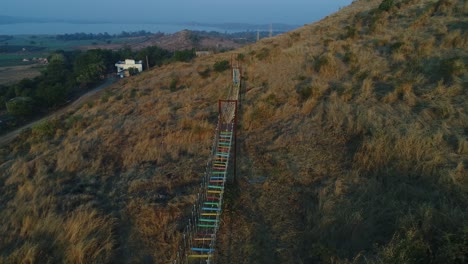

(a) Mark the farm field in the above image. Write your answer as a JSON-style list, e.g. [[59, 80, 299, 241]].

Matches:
[[0, 34, 147, 67], [0, 64, 45, 85]]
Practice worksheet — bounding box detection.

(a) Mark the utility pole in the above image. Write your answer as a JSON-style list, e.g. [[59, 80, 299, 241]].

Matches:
[[146, 55, 150, 70]]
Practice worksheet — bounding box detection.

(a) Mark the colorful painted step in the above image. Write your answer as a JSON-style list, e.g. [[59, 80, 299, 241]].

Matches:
[[202, 207, 221, 211], [191, 248, 214, 253], [199, 218, 219, 223], [203, 202, 220, 207], [196, 232, 214, 237], [201, 213, 218, 217], [188, 254, 213, 258], [209, 180, 224, 183], [193, 237, 214, 241], [197, 223, 217, 228]]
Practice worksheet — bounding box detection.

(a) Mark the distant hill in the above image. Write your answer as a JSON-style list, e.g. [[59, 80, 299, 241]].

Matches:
[[0, 0, 466, 263], [77, 30, 245, 52], [0, 15, 29, 24], [185, 22, 300, 32], [0, 15, 52, 24]]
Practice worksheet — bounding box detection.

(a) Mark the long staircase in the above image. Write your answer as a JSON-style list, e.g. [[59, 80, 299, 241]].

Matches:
[[175, 56, 241, 264]]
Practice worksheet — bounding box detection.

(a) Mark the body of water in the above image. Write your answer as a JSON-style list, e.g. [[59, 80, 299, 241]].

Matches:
[[0, 22, 236, 35]]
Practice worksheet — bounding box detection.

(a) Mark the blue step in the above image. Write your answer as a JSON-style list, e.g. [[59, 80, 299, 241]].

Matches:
[[202, 207, 221, 211], [191, 248, 214, 253]]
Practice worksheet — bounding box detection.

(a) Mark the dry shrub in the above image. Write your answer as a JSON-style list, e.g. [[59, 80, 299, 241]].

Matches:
[[243, 101, 275, 130], [442, 29, 467, 49], [323, 91, 353, 130], [301, 97, 319, 116], [354, 127, 449, 177], [416, 36, 436, 57], [313, 52, 341, 79], [357, 77, 375, 101], [62, 208, 115, 263], [126, 201, 180, 262]]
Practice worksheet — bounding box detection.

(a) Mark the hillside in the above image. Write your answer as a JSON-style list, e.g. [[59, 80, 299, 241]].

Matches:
[[0, 0, 467, 263]]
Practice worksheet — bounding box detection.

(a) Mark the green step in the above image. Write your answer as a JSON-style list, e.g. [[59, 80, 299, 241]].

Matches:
[[197, 224, 217, 228], [199, 218, 219, 223], [203, 202, 221, 206]]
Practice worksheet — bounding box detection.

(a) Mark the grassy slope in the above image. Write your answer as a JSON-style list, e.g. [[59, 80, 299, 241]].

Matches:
[[0, 0, 467, 263]]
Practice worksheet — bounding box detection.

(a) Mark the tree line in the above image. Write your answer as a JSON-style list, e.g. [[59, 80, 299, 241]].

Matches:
[[55, 31, 159, 41], [0, 46, 195, 130]]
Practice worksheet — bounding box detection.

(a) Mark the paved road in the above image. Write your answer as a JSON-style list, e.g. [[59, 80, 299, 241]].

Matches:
[[0, 78, 116, 147]]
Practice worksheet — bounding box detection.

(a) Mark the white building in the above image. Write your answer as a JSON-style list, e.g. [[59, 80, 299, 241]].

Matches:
[[196, 51, 213, 57], [115, 59, 143, 78]]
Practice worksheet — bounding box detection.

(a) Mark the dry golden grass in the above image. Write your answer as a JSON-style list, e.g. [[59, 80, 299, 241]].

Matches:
[[0, 0, 467, 263]]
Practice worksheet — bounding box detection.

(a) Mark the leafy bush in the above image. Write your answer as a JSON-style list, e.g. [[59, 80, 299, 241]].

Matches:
[[198, 67, 211, 78], [0, 95, 5, 110], [440, 57, 465, 83], [379, 0, 395, 11], [64, 114, 84, 129], [295, 78, 314, 101], [173, 49, 195, 62], [343, 25, 358, 39], [256, 48, 270, 60], [128, 67, 139, 76], [32, 119, 58, 139], [213, 60, 230, 72], [5, 97, 34, 117], [170, 78, 179, 92]]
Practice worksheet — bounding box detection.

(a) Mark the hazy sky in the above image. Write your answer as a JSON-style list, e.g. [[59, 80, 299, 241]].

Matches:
[[3, 0, 353, 24]]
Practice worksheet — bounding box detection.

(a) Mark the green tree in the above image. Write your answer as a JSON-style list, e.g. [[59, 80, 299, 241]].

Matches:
[[13, 78, 36, 97], [6, 97, 34, 117], [0, 95, 6, 110], [73, 50, 106, 87], [35, 83, 67, 107], [37, 52, 75, 107], [136, 46, 172, 68], [213, 60, 230, 72], [128, 67, 139, 76], [118, 46, 133, 60], [379, 0, 395, 11], [173, 49, 195, 62]]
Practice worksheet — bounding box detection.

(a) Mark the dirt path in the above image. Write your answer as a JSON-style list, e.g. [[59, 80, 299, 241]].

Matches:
[[0, 78, 116, 146]]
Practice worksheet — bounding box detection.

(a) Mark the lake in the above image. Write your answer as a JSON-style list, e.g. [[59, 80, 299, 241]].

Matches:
[[0, 23, 238, 35]]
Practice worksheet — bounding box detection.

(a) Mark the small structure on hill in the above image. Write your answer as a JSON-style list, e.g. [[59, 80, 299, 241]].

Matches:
[[196, 51, 213, 57], [115, 59, 143, 78]]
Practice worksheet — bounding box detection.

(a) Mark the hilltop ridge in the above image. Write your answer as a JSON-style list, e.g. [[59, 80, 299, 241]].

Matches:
[[0, 0, 467, 263]]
